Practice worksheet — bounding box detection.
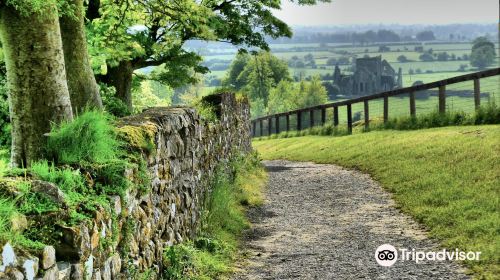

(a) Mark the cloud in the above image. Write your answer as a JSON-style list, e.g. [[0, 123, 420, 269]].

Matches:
[[273, 0, 499, 26]]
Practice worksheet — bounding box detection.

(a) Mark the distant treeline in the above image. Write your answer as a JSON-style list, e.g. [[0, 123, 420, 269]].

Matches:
[[268, 30, 443, 45]]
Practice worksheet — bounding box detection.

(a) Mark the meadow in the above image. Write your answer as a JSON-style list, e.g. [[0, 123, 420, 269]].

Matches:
[[202, 41, 499, 89]]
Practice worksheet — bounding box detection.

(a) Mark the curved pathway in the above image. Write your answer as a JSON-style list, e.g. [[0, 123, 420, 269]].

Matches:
[[232, 160, 469, 280]]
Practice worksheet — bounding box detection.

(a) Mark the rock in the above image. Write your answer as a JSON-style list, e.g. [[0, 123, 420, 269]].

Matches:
[[42, 246, 56, 270], [57, 262, 71, 280], [91, 269, 100, 280], [110, 196, 121, 215], [58, 225, 91, 260], [11, 214, 28, 232], [43, 266, 58, 280], [70, 264, 84, 280], [101, 260, 111, 280], [90, 227, 99, 251], [84, 255, 93, 280], [22, 257, 38, 280], [0, 243, 17, 272], [8, 268, 24, 280], [31, 180, 67, 207], [175, 233, 183, 243], [108, 255, 121, 278]]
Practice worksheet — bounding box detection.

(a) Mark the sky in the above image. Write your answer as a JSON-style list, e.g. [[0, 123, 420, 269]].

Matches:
[[273, 0, 500, 26]]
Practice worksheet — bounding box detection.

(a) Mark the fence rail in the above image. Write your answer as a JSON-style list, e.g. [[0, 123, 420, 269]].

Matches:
[[251, 68, 500, 137]]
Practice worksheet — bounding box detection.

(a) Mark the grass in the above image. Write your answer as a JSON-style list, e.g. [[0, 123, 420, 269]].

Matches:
[[256, 102, 500, 141], [253, 125, 500, 279], [203, 41, 499, 88], [162, 153, 267, 279], [0, 110, 148, 253], [45, 110, 121, 165], [0, 149, 8, 177]]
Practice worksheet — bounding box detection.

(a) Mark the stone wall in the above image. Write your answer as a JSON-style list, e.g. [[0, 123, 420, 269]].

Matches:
[[0, 93, 251, 279]]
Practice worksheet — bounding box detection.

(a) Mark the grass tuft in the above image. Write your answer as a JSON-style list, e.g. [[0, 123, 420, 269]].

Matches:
[[45, 110, 121, 165]]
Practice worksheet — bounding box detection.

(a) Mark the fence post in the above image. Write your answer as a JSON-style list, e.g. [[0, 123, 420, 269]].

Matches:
[[409, 91, 416, 117], [321, 108, 326, 125], [347, 104, 352, 134], [439, 85, 446, 113], [275, 116, 280, 134], [268, 117, 272, 136], [364, 100, 369, 130], [333, 106, 339, 126], [259, 119, 263, 136], [474, 78, 481, 109], [252, 121, 256, 137], [383, 95, 389, 123], [297, 111, 302, 131], [310, 110, 314, 128], [286, 114, 290, 132]]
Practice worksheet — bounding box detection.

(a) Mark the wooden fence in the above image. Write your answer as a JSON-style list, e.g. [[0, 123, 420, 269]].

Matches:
[[251, 68, 500, 137]]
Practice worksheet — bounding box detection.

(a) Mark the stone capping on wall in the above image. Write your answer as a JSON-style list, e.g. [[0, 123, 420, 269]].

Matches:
[[0, 92, 251, 280]]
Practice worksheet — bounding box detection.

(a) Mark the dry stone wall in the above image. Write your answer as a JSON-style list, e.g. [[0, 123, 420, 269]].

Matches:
[[0, 93, 251, 280]]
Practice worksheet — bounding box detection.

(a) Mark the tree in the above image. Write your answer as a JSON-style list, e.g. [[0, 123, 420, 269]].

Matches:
[[60, 0, 102, 111], [397, 55, 408, 62], [470, 37, 496, 69], [267, 80, 296, 114], [88, 0, 331, 110], [242, 54, 275, 105], [229, 51, 290, 105], [224, 52, 251, 90], [376, 29, 400, 42], [326, 58, 337, 66], [0, 3, 73, 167], [419, 53, 434, 62], [297, 76, 328, 108], [416, 31, 436, 41], [437, 52, 449, 61], [322, 82, 340, 100]]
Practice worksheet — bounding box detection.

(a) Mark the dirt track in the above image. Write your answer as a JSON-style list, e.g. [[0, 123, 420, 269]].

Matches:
[[232, 160, 469, 280]]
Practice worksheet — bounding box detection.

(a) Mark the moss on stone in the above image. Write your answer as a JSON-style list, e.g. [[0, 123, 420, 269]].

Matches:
[[116, 123, 157, 153]]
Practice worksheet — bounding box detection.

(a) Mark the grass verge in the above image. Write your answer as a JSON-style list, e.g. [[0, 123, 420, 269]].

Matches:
[[253, 125, 499, 279], [162, 153, 267, 279], [255, 102, 500, 141]]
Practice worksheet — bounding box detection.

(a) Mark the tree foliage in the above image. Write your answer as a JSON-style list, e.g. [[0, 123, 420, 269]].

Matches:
[[470, 37, 496, 69], [88, 0, 331, 92], [228, 51, 291, 105]]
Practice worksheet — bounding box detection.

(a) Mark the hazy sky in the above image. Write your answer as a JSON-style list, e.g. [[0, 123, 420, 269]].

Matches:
[[273, 0, 500, 26]]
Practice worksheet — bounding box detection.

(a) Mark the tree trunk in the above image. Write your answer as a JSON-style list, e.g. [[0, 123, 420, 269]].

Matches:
[[60, 0, 103, 113], [106, 61, 134, 111], [0, 4, 74, 167]]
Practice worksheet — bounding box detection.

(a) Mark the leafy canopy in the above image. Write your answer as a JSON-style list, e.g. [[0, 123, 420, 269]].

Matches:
[[87, 0, 330, 87]]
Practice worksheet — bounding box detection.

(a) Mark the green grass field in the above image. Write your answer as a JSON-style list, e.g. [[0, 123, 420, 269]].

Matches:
[[203, 41, 499, 85], [253, 125, 500, 279]]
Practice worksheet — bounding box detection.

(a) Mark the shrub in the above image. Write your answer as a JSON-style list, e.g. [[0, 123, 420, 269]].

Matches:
[[378, 103, 499, 131], [45, 111, 121, 165], [397, 55, 408, 62], [100, 83, 131, 118], [474, 102, 500, 124]]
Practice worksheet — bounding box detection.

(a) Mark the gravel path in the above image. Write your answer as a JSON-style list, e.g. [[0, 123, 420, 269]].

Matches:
[[232, 160, 470, 280]]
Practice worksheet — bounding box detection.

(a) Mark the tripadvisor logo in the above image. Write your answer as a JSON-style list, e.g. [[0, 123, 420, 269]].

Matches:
[[374, 244, 481, 267]]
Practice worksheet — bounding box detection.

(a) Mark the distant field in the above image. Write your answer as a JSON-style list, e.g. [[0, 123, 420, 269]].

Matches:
[[203, 41, 499, 84]]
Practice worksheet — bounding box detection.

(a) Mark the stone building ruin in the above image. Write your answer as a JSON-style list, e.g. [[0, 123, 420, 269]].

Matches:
[[333, 56, 402, 96]]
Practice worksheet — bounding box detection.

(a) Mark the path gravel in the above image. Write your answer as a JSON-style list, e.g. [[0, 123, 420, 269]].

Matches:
[[232, 160, 470, 280]]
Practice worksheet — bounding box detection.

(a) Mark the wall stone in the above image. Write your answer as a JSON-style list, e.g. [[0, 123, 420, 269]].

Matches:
[[0, 93, 251, 279]]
